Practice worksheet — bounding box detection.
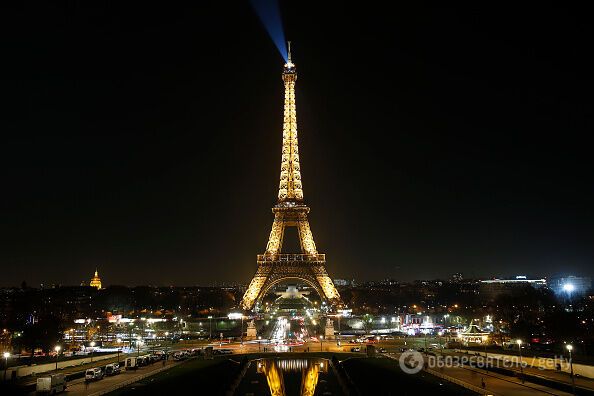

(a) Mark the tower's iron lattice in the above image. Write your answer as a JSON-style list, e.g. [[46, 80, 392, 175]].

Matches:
[[240, 44, 342, 311]]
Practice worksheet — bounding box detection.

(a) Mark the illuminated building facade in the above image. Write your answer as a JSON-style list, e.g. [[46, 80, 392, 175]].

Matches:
[[479, 275, 546, 300], [457, 323, 490, 346], [240, 44, 341, 311], [89, 269, 102, 290]]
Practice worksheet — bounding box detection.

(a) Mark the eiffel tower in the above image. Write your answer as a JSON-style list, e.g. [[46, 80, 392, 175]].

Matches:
[[241, 44, 342, 311]]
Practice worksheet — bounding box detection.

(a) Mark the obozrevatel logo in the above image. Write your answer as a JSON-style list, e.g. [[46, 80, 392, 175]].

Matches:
[[399, 350, 424, 374]]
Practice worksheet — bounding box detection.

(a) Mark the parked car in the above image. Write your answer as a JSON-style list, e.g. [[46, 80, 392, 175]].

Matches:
[[105, 363, 120, 376], [172, 352, 186, 361], [85, 368, 104, 381], [138, 355, 152, 366], [378, 347, 387, 353], [350, 347, 361, 352]]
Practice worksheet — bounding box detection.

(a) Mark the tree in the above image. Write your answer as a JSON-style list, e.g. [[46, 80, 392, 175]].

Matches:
[[20, 315, 62, 365], [362, 314, 374, 334]]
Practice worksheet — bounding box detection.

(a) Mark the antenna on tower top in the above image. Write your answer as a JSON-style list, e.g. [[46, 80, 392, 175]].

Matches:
[[287, 41, 292, 63]]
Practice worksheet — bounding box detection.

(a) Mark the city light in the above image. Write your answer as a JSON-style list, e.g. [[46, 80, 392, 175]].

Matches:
[[0, 10, 591, 396]]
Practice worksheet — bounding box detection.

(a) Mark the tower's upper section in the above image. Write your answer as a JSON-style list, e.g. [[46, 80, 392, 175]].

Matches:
[[278, 42, 304, 203]]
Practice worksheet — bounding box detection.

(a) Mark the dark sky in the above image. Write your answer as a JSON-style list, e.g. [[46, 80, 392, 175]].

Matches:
[[1, 3, 593, 286]]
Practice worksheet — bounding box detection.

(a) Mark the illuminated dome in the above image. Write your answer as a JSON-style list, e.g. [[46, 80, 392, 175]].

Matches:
[[89, 269, 102, 289]]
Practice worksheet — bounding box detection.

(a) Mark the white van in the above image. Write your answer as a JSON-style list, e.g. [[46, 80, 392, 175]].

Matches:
[[85, 367, 104, 381], [125, 356, 138, 370], [36, 374, 66, 394], [105, 363, 121, 376]]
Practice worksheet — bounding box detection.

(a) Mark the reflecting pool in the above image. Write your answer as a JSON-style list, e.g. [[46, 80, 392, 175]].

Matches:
[[235, 358, 342, 395]]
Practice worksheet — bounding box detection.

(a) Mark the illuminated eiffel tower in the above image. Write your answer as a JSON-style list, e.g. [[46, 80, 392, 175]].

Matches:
[[241, 44, 342, 311]]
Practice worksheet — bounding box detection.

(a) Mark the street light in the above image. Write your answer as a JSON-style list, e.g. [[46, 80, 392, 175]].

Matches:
[[54, 346, 61, 372], [208, 316, 213, 341], [516, 339, 524, 381], [90, 341, 96, 363], [128, 322, 134, 349], [482, 335, 489, 372], [3, 352, 9, 381], [164, 332, 170, 360], [136, 336, 142, 357], [336, 314, 341, 347], [567, 344, 576, 395], [116, 339, 122, 364]]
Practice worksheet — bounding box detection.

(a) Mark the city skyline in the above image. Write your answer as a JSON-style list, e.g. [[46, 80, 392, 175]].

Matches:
[[2, 3, 593, 286]]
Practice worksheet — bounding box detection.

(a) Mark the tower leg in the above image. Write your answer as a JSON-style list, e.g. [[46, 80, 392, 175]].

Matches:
[[265, 215, 285, 255], [297, 216, 317, 255], [241, 264, 272, 311]]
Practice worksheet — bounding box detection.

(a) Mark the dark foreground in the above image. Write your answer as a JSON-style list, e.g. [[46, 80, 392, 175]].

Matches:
[[109, 352, 476, 395]]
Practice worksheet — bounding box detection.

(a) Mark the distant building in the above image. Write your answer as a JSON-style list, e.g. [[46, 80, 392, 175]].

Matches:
[[480, 275, 546, 287], [333, 279, 353, 287], [479, 276, 546, 300], [89, 269, 102, 290], [451, 273, 463, 283], [549, 275, 591, 297], [458, 323, 490, 345]]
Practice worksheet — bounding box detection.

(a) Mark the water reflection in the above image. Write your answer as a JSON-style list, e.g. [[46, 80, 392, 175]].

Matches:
[[256, 358, 328, 396]]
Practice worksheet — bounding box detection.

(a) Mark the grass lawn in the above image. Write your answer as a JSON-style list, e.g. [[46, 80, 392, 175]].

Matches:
[[109, 357, 240, 395], [341, 356, 478, 395]]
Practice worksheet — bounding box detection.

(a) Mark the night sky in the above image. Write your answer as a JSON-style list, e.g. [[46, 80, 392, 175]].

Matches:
[[2, 3, 593, 286]]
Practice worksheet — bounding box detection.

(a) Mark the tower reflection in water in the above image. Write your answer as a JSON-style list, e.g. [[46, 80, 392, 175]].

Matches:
[[256, 358, 328, 396]]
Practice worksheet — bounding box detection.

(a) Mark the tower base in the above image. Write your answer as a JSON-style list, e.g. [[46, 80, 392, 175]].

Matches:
[[241, 254, 341, 311]]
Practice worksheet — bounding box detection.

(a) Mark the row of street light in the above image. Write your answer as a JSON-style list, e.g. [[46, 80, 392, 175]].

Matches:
[[515, 339, 575, 395]]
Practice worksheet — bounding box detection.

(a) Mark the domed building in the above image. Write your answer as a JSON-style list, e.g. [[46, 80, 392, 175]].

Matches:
[[89, 269, 102, 289]]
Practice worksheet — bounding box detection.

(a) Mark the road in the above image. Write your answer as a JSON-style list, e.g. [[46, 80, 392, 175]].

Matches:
[[385, 351, 574, 396], [19, 354, 130, 388], [451, 349, 594, 392], [28, 359, 179, 396]]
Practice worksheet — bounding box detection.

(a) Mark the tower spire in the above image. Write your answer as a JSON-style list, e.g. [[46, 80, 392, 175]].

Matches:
[[278, 42, 303, 202]]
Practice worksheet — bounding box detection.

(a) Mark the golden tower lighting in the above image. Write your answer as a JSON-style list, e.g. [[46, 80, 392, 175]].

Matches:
[[240, 43, 342, 311], [89, 269, 102, 289]]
